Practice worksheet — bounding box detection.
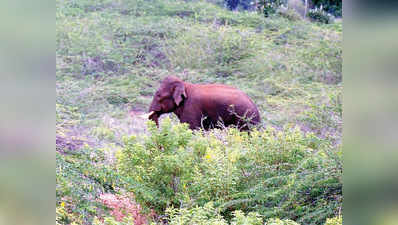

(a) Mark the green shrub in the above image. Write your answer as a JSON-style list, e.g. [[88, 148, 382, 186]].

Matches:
[[307, 8, 334, 24], [117, 119, 342, 224], [311, 0, 342, 17], [324, 216, 342, 225], [257, 0, 283, 17], [56, 146, 124, 224], [166, 203, 263, 225], [166, 202, 227, 225], [117, 119, 194, 212], [265, 218, 301, 225], [231, 210, 263, 225]]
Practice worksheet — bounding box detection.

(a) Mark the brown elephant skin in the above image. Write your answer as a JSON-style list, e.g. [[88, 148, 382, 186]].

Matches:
[[148, 76, 261, 130]]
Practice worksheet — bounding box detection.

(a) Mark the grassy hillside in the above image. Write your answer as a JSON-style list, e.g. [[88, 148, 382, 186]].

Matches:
[[56, 0, 342, 224]]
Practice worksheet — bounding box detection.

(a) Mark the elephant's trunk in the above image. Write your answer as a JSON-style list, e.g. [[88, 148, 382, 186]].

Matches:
[[148, 100, 161, 127], [148, 111, 159, 127]]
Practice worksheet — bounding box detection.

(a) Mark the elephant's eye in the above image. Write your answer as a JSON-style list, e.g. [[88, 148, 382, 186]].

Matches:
[[157, 95, 165, 102], [157, 93, 167, 100]]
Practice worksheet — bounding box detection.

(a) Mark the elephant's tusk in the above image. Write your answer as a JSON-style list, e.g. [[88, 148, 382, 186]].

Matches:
[[138, 111, 155, 119], [148, 111, 155, 117]]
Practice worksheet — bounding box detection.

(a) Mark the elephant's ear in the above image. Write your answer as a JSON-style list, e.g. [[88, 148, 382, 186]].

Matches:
[[173, 82, 187, 106]]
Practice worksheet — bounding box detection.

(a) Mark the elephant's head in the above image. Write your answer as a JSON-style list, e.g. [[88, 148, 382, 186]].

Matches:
[[148, 76, 187, 126]]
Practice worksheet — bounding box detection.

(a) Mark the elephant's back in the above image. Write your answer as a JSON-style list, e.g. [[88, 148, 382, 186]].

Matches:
[[191, 84, 261, 124], [194, 83, 249, 103]]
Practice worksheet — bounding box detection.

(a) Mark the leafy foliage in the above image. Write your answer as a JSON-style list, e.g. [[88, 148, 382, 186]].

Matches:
[[324, 216, 342, 225], [56, 147, 124, 224], [307, 8, 334, 24], [117, 119, 342, 224], [166, 202, 228, 225], [257, 0, 284, 17], [166, 202, 264, 225], [265, 218, 301, 225], [311, 0, 342, 17]]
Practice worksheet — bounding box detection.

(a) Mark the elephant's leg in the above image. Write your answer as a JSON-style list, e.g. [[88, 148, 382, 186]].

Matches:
[[179, 113, 202, 130], [189, 121, 202, 130]]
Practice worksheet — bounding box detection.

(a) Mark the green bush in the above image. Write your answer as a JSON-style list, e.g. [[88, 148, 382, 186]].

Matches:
[[56, 147, 124, 224], [166, 202, 263, 225], [166, 202, 227, 225], [265, 218, 301, 225], [257, 0, 284, 17], [117, 119, 194, 212], [307, 8, 334, 24], [311, 0, 342, 17], [324, 216, 342, 225], [231, 210, 263, 225], [117, 119, 342, 224]]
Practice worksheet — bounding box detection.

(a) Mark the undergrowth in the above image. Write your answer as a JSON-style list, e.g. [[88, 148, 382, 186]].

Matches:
[[117, 119, 342, 224]]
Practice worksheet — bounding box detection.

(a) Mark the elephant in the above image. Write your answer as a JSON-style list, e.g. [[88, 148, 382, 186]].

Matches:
[[147, 76, 261, 130]]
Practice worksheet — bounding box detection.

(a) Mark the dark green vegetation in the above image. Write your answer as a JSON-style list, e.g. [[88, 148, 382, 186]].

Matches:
[[56, 0, 342, 224], [224, 0, 341, 18], [311, 0, 342, 17]]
